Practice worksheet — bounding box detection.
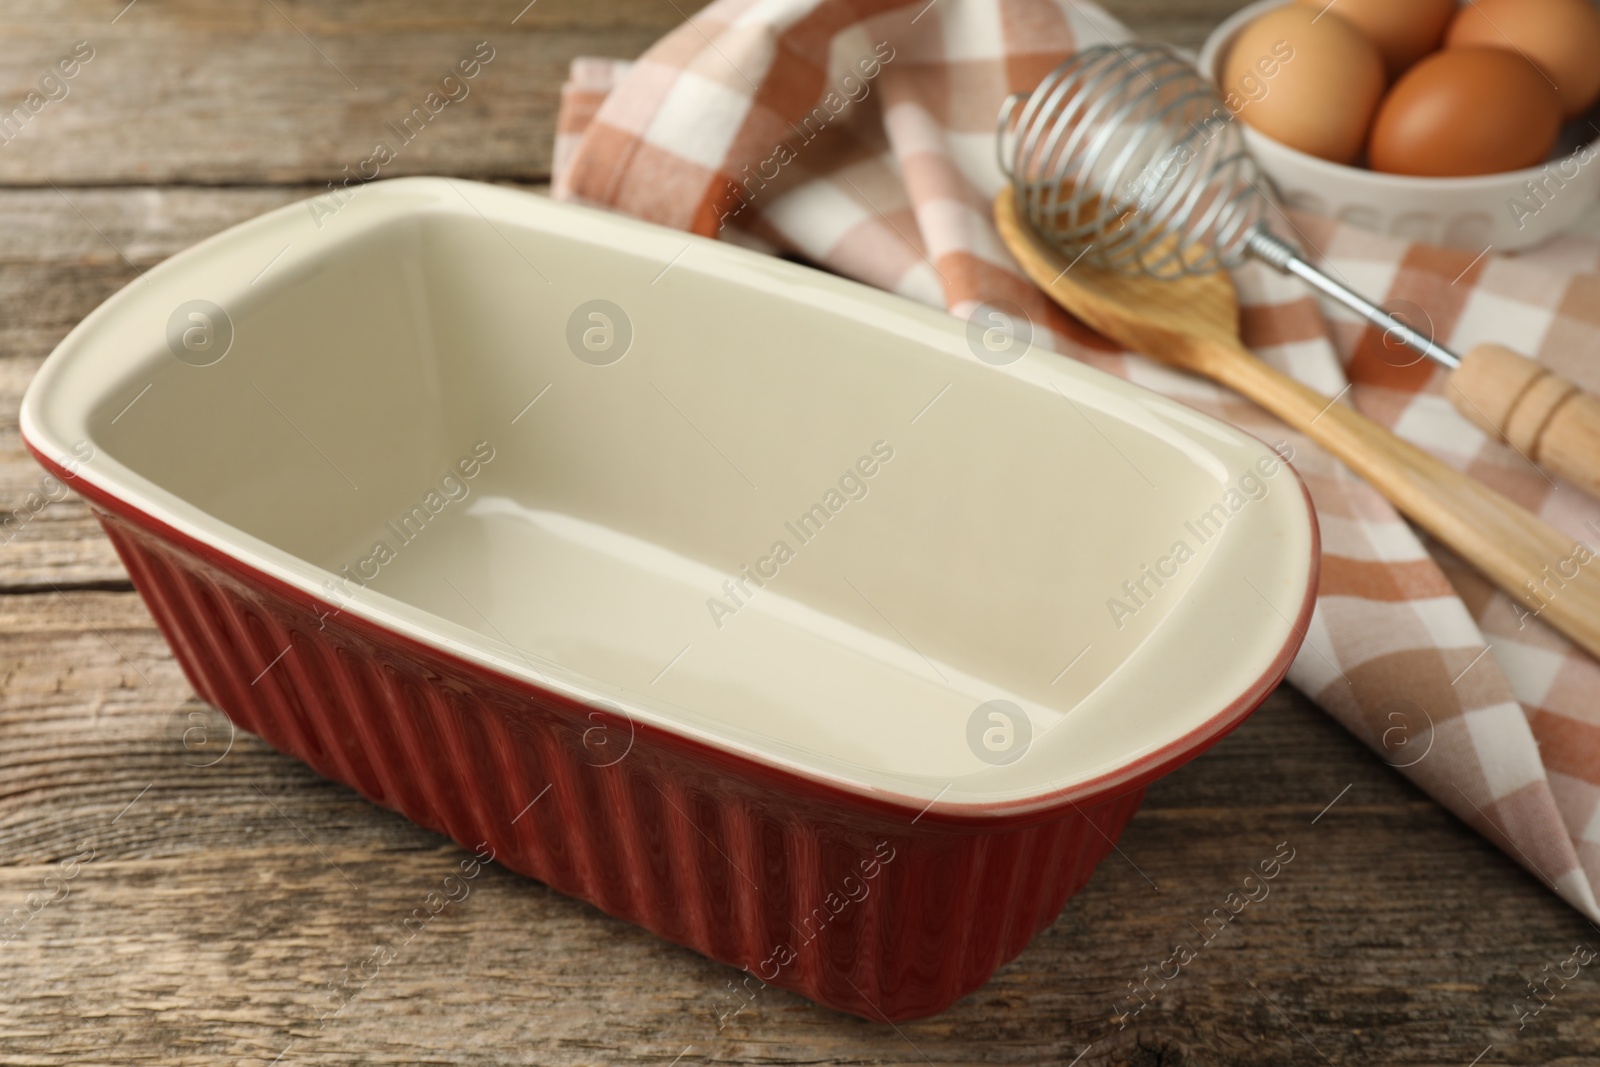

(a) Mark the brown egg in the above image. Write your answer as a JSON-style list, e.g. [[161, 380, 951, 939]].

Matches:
[[1368, 47, 1563, 176], [1296, 0, 1456, 78], [1223, 6, 1387, 165], [1446, 0, 1600, 118]]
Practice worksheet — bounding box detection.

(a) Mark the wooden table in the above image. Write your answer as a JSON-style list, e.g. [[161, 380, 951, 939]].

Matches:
[[3, 3, 1595, 1064]]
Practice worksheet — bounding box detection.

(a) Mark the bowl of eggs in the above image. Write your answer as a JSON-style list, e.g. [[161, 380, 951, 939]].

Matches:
[[1198, 0, 1600, 250]]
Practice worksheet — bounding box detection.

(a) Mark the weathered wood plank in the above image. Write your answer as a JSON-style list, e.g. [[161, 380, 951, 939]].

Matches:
[[0, 592, 1594, 1066], [0, 0, 707, 186], [0, 0, 1238, 186], [1105, 0, 1249, 49]]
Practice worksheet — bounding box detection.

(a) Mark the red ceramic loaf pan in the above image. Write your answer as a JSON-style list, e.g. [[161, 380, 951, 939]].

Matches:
[[22, 178, 1318, 1021]]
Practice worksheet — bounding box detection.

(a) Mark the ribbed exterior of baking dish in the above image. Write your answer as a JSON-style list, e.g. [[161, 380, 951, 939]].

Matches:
[[91, 505, 1146, 1022]]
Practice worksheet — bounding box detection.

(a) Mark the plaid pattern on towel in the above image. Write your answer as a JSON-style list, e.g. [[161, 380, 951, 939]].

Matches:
[[552, 0, 1600, 919]]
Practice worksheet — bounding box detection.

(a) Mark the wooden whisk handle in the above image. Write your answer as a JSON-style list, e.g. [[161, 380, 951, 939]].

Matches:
[[1449, 344, 1600, 500]]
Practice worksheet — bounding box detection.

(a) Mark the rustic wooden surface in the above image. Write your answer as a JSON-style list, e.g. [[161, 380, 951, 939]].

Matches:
[[3, 2, 1598, 1065]]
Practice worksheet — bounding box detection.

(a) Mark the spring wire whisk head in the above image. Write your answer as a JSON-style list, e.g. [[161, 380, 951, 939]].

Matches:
[[996, 42, 1463, 368], [998, 43, 1273, 280]]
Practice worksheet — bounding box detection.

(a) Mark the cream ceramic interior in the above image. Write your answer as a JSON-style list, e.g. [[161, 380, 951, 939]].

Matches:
[[21, 178, 1315, 812]]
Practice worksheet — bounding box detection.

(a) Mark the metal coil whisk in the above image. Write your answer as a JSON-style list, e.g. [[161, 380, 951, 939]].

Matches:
[[997, 42, 1268, 279], [998, 43, 1461, 368]]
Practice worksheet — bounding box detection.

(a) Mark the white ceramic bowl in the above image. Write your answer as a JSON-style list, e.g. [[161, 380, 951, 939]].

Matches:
[[1199, 0, 1600, 251]]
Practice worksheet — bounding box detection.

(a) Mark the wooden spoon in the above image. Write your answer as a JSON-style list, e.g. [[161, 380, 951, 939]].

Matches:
[[995, 185, 1600, 661]]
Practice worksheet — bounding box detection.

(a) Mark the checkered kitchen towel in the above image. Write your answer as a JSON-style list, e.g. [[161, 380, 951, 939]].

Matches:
[[552, 0, 1600, 919]]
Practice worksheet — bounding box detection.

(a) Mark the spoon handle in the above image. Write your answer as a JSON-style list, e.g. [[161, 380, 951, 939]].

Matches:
[[1205, 339, 1600, 659]]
